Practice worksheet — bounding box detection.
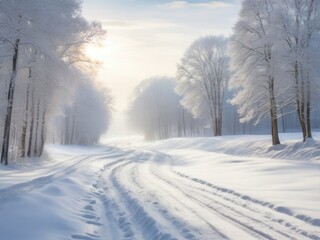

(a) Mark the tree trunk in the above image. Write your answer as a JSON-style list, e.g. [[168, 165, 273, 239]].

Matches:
[[1, 39, 20, 165], [182, 109, 186, 137], [270, 75, 280, 145], [214, 117, 222, 136], [19, 68, 32, 158], [306, 77, 312, 139], [38, 108, 46, 157], [33, 99, 41, 156], [27, 87, 35, 158], [280, 108, 286, 133], [271, 111, 281, 145], [213, 119, 218, 136], [64, 109, 71, 144], [295, 61, 308, 142]]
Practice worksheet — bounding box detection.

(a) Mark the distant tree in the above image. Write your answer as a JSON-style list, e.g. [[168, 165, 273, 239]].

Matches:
[[128, 77, 203, 140], [59, 79, 112, 145], [176, 35, 229, 136]]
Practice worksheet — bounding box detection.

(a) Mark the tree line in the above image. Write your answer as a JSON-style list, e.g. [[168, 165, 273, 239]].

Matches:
[[0, 0, 112, 165], [128, 77, 212, 140], [129, 0, 320, 145]]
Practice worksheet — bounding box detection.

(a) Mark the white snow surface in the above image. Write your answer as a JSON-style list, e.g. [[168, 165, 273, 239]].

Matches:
[[0, 133, 319, 240]]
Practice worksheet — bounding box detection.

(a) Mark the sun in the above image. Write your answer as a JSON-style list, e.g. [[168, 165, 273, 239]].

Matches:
[[85, 37, 117, 61], [85, 43, 105, 61]]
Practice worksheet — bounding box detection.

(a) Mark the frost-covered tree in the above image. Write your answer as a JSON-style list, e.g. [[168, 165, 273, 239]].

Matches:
[[229, 0, 289, 145], [15, 52, 72, 159], [128, 77, 205, 140], [277, 0, 320, 141], [57, 79, 112, 145], [229, 0, 320, 144], [176, 36, 229, 136], [0, 0, 108, 164]]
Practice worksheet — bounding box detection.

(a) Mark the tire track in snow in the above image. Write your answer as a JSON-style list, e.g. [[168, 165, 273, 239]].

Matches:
[[70, 151, 137, 240], [0, 149, 129, 203], [173, 171, 320, 240], [146, 150, 319, 240], [109, 158, 179, 240], [109, 149, 272, 239], [153, 169, 291, 240], [98, 161, 137, 240], [117, 159, 212, 240], [82, 151, 150, 240], [175, 169, 320, 227], [147, 157, 270, 239]]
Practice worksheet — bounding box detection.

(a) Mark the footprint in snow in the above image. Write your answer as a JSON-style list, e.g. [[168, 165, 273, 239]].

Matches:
[[83, 204, 94, 211], [71, 234, 99, 240]]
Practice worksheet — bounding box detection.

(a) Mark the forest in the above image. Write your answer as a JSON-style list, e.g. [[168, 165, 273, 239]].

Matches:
[[0, 0, 319, 167], [0, 1, 319, 239], [129, 0, 320, 145], [0, 0, 112, 165]]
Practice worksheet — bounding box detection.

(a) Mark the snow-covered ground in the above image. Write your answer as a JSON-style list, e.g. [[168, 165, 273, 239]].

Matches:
[[0, 133, 319, 239]]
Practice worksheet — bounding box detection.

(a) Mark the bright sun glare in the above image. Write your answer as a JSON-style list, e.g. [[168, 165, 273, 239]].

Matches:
[[85, 37, 117, 62]]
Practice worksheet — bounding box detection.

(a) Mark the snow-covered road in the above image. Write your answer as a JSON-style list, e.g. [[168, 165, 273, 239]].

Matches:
[[88, 148, 320, 240], [0, 136, 319, 240]]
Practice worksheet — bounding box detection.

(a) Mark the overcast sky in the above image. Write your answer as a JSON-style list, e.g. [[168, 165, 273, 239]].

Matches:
[[82, 0, 241, 136]]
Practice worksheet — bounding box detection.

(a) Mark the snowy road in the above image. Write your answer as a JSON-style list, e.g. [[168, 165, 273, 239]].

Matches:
[[0, 142, 319, 240], [87, 148, 319, 240]]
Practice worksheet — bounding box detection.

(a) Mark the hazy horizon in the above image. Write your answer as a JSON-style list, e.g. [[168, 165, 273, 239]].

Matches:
[[82, 0, 241, 136]]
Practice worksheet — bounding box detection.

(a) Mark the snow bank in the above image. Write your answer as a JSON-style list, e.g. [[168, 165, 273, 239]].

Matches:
[[0, 133, 318, 239], [108, 133, 320, 225], [127, 132, 320, 161], [0, 145, 114, 240]]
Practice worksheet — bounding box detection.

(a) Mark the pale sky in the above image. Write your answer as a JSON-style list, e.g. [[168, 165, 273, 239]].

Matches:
[[82, 0, 241, 136]]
